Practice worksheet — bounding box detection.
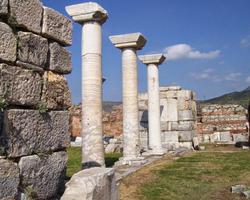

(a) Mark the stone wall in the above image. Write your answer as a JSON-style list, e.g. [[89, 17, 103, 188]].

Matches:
[[69, 104, 123, 138], [0, 1, 72, 199], [197, 104, 249, 144], [139, 86, 197, 150]]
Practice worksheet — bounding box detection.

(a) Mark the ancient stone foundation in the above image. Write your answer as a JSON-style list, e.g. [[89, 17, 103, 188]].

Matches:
[[0, 1, 72, 199], [139, 86, 197, 150], [197, 104, 249, 144]]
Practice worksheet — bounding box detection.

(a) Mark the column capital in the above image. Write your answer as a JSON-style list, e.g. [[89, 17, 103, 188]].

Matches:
[[66, 2, 108, 24], [109, 33, 147, 50], [138, 54, 166, 65]]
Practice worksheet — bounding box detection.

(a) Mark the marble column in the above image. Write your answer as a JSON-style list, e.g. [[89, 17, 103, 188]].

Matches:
[[66, 2, 108, 168], [138, 54, 166, 155], [109, 33, 147, 164]]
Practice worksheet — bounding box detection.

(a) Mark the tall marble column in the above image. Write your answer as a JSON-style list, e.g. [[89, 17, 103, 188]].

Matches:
[[139, 54, 166, 155], [66, 2, 108, 168], [109, 33, 146, 164]]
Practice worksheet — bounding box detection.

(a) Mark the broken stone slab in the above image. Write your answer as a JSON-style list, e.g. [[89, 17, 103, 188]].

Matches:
[[49, 42, 72, 74], [0, 22, 17, 62], [3, 109, 70, 158], [210, 132, 221, 143], [42, 7, 72, 46], [17, 31, 48, 68], [0, 0, 8, 15], [242, 190, 250, 198], [41, 71, 72, 110], [61, 167, 118, 200], [231, 185, 247, 193], [19, 151, 67, 200], [0, 158, 20, 200], [0, 64, 42, 107], [9, 0, 43, 33]]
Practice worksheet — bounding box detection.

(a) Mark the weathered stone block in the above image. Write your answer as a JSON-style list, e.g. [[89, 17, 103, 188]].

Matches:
[[171, 121, 195, 131], [3, 109, 70, 157], [220, 131, 232, 142], [18, 31, 48, 67], [42, 7, 72, 46], [178, 110, 194, 121], [49, 42, 72, 74], [61, 167, 118, 200], [0, 64, 42, 106], [0, 0, 8, 15], [9, 0, 43, 33], [0, 22, 17, 62], [41, 71, 72, 110], [163, 131, 179, 143], [19, 151, 67, 200], [210, 132, 221, 143], [233, 134, 248, 142], [0, 159, 20, 199], [178, 131, 195, 142]]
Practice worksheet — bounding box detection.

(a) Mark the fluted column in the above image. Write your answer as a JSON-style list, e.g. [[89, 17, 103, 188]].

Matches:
[[139, 54, 166, 155], [66, 2, 108, 168], [110, 33, 146, 164]]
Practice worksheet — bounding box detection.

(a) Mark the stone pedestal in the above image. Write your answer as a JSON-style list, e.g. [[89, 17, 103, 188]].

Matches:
[[110, 33, 146, 165], [139, 54, 166, 155], [66, 2, 108, 168]]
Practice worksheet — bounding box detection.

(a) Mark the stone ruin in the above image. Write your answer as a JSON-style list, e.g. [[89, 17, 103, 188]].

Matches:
[[197, 104, 249, 144], [0, 1, 249, 200], [139, 86, 197, 151], [0, 0, 72, 199]]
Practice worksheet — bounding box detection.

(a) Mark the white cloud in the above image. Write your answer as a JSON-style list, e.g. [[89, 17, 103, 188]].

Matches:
[[163, 44, 221, 61], [224, 72, 241, 81], [241, 35, 250, 48], [246, 76, 250, 84], [190, 70, 242, 82], [190, 68, 214, 80]]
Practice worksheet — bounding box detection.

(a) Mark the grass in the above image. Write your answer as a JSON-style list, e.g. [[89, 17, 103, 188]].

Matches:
[[140, 151, 250, 200], [66, 147, 122, 178]]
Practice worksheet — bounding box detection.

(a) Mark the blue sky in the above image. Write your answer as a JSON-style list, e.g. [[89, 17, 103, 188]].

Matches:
[[42, 0, 250, 103]]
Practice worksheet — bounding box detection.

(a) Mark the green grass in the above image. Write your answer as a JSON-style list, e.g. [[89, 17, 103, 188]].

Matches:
[[140, 151, 250, 200], [66, 147, 122, 178]]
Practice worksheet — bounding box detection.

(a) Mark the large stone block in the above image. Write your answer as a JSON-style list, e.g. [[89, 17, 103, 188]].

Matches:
[[41, 71, 72, 110], [0, 0, 8, 15], [178, 110, 194, 121], [0, 159, 20, 200], [49, 42, 72, 74], [42, 7, 72, 46], [0, 22, 17, 62], [3, 109, 70, 157], [9, 0, 43, 33], [171, 121, 195, 131], [0, 64, 42, 106], [17, 31, 48, 68], [178, 131, 195, 142], [233, 134, 249, 143], [61, 167, 118, 200], [163, 131, 179, 143], [160, 99, 178, 122], [19, 151, 67, 200]]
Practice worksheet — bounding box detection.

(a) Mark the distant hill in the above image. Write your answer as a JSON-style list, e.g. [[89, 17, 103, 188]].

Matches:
[[200, 86, 250, 108]]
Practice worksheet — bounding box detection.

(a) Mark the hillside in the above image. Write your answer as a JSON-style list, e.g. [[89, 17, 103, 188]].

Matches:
[[201, 86, 250, 108]]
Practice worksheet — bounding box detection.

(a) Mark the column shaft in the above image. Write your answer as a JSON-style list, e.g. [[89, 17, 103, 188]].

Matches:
[[147, 64, 162, 150], [122, 48, 139, 159], [81, 21, 105, 167]]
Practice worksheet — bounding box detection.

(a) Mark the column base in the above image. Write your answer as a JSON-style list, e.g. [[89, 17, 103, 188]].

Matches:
[[115, 156, 147, 167], [142, 148, 167, 156]]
